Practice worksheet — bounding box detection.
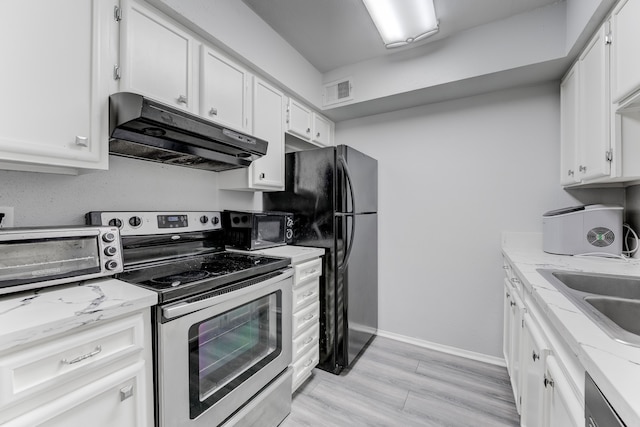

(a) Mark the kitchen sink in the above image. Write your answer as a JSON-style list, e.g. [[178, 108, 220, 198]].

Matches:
[[548, 271, 640, 299], [538, 269, 640, 346]]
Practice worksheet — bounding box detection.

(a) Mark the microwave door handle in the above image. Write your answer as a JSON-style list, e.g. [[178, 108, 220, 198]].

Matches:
[[337, 213, 356, 273], [338, 155, 355, 215]]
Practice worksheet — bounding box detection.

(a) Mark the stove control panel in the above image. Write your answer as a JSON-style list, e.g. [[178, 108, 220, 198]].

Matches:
[[86, 211, 222, 236]]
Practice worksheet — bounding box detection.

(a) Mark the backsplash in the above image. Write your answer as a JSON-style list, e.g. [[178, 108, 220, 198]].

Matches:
[[0, 156, 259, 227]]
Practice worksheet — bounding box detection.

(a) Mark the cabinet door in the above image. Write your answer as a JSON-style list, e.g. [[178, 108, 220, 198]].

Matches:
[[200, 46, 251, 132], [0, 0, 111, 173], [611, 0, 640, 103], [509, 288, 525, 414], [4, 362, 149, 427], [251, 78, 285, 190], [544, 356, 584, 427], [521, 313, 550, 427], [312, 114, 332, 146], [560, 64, 579, 185], [578, 24, 611, 181], [503, 279, 514, 370], [120, 0, 194, 111], [287, 99, 312, 140]]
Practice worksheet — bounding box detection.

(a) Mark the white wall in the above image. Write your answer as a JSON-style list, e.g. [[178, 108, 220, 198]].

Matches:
[[0, 156, 258, 227], [335, 82, 624, 357]]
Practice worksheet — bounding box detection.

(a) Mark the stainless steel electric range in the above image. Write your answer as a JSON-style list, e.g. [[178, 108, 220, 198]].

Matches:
[[86, 211, 293, 427]]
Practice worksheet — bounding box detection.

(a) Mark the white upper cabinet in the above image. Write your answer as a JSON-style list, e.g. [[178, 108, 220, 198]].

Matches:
[[287, 99, 313, 140], [577, 23, 611, 182], [218, 77, 285, 191], [560, 64, 579, 185], [286, 98, 334, 148], [312, 114, 332, 147], [120, 0, 194, 112], [0, 0, 112, 174], [200, 46, 251, 132], [611, 0, 640, 104]]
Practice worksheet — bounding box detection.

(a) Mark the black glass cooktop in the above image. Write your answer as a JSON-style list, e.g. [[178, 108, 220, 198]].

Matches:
[[117, 252, 289, 303]]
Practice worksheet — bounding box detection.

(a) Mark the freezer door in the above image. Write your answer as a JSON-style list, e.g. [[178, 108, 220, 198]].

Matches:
[[337, 145, 378, 214], [336, 212, 378, 368]]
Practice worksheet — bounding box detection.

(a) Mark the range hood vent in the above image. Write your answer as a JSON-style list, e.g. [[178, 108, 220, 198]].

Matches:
[[109, 92, 268, 171]]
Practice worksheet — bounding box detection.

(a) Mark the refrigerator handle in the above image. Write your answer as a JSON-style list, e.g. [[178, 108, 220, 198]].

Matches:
[[336, 214, 356, 273], [338, 155, 355, 215], [337, 155, 356, 273]]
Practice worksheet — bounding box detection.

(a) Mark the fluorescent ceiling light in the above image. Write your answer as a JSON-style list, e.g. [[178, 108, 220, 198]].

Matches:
[[362, 0, 439, 48]]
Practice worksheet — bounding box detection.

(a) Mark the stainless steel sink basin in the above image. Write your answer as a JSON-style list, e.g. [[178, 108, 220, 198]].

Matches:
[[585, 297, 640, 336], [549, 271, 640, 299], [538, 269, 640, 346]]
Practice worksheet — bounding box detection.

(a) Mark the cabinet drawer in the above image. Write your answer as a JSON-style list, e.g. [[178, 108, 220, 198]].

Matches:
[[292, 301, 319, 338], [292, 323, 319, 362], [293, 258, 321, 287], [292, 344, 319, 392], [292, 279, 319, 312], [0, 313, 145, 408]]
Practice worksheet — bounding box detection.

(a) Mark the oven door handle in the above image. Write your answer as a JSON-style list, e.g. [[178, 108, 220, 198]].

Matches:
[[162, 269, 293, 320]]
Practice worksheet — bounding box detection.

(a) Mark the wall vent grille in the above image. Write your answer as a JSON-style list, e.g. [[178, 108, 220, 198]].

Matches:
[[323, 77, 353, 106]]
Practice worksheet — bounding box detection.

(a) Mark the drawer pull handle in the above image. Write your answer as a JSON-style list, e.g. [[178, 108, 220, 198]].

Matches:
[[302, 291, 314, 298], [510, 301, 516, 307], [303, 313, 314, 321], [120, 385, 134, 401], [502, 266, 510, 270], [305, 268, 318, 275], [304, 359, 314, 367], [532, 351, 540, 362], [543, 375, 554, 388], [303, 336, 314, 345], [61, 346, 102, 365], [511, 278, 520, 284]]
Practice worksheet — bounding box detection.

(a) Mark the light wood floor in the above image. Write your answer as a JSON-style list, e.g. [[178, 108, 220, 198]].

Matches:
[[281, 336, 520, 426]]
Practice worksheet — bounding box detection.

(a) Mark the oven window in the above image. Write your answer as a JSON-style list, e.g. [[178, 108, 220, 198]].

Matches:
[[256, 218, 283, 243], [0, 237, 100, 287], [188, 291, 282, 419]]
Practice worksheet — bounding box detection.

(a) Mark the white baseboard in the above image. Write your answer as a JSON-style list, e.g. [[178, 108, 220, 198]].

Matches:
[[375, 329, 506, 367]]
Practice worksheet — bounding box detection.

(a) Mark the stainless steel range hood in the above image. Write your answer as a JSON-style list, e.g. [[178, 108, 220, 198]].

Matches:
[[109, 92, 268, 171]]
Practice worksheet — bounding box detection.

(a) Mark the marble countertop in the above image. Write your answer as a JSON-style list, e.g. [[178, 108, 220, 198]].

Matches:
[[502, 232, 640, 426], [0, 278, 157, 353], [229, 245, 325, 264]]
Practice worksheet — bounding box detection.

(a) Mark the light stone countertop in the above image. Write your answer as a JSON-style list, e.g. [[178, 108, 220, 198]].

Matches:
[[229, 245, 325, 264], [0, 278, 157, 353], [502, 232, 640, 426]]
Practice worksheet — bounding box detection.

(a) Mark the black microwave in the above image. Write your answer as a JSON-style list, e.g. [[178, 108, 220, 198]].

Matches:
[[222, 210, 293, 250]]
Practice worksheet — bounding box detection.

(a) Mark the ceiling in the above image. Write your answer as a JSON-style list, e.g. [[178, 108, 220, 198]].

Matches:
[[242, 0, 561, 73]]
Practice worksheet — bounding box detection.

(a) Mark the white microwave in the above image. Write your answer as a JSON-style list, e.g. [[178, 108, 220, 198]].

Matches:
[[542, 205, 623, 256]]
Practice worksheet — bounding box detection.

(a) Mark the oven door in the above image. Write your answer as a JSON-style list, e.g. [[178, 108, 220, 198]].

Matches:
[[156, 269, 292, 427]]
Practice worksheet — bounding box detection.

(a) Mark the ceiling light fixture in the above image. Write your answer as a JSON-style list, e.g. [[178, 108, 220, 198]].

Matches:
[[362, 0, 439, 49]]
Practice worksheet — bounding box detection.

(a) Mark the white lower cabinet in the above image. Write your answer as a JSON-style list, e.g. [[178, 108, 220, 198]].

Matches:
[[544, 356, 584, 427], [520, 313, 550, 427], [502, 258, 585, 427], [0, 311, 153, 427], [290, 257, 322, 392]]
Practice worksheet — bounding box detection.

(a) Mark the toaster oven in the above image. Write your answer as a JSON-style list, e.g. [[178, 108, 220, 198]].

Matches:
[[0, 226, 123, 295]]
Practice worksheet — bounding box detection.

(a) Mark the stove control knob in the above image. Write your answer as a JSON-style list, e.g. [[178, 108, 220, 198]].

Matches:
[[102, 232, 117, 243], [212, 216, 220, 225], [200, 215, 209, 224], [129, 216, 142, 228], [108, 218, 122, 228], [105, 260, 119, 271], [104, 246, 118, 257]]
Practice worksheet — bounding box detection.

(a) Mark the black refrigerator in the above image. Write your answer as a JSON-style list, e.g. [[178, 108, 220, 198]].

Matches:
[[263, 145, 378, 374]]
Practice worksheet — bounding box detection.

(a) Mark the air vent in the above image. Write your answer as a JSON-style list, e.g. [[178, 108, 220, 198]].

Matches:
[[323, 77, 353, 106], [587, 227, 615, 247]]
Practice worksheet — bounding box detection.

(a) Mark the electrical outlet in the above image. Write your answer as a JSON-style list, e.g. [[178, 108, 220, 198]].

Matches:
[[0, 207, 14, 228]]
